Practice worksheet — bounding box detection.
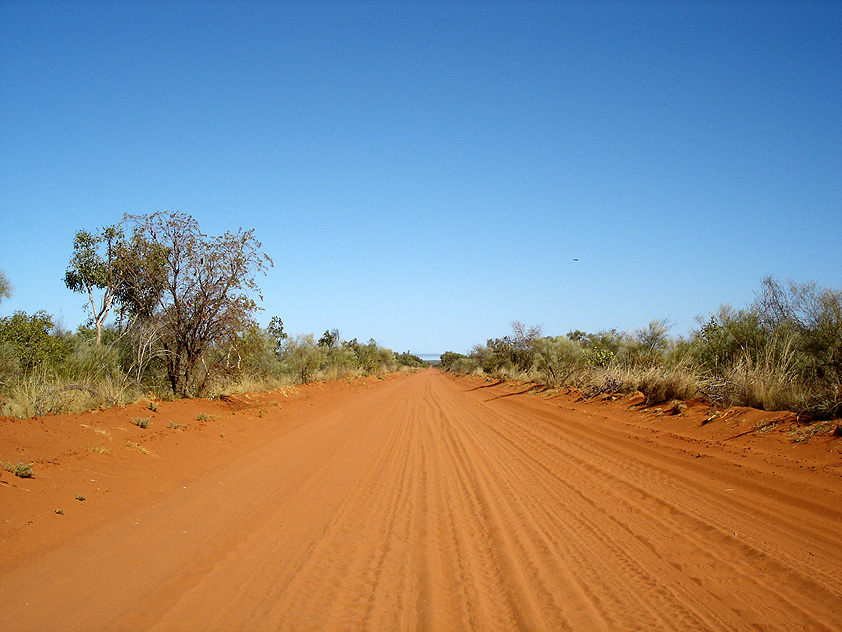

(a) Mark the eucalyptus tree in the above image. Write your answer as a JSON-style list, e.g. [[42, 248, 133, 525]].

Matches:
[[64, 225, 128, 347]]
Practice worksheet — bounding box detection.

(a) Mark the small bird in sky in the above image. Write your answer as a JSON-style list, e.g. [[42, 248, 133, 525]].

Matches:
[[573, 258, 579, 262]]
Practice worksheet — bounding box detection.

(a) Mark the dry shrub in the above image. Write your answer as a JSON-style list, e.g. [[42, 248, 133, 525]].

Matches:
[[203, 372, 293, 399], [638, 364, 698, 406], [788, 420, 838, 443], [314, 365, 368, 383], [124, 441, 154, 455], [1, 371, 143, 418], [725, 361, 799, 412], [2, 461, 34, 478], [573, 366, 636, 399], [716, 334, 801, 412], [563, 362, 696, 405]]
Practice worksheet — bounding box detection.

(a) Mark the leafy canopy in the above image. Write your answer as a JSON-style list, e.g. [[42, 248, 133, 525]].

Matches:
[[124, 211, 273, 395]]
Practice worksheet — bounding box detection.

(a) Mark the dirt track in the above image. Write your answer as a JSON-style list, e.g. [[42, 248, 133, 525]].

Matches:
[[2, 369, 841, 631]]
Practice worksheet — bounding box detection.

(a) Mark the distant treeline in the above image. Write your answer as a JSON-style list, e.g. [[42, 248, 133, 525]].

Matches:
[[440, 277, 842, 421], [0, 212, 426, 418]]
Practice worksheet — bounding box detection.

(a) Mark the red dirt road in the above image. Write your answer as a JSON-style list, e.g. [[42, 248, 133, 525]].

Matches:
[[2, 369, 841, 631]]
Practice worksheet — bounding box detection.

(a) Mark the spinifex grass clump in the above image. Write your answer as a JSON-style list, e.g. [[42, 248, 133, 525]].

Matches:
[[131, 416, 151, 428], [2, 461, 34, 478]]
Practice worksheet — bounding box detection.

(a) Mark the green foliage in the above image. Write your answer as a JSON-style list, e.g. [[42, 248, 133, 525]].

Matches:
[[631, 318, 673, 364], [0, 341, 21, 389], [457, 280, 842, 420], [482, 322, 543, 375], [439, 351, 467, 370], [270, 332, 398, 384], [283, 333, 325, 383], [395, 351, 427, 368], [123, 211, 273, 396], [531, 336, 585, 386], [570, 329, 625, 368], [3, 213, 407, 409], [689, 305, 765, 375], [267, 316, 288, 353], [755, 277, 842, 383], [685, 283, 840, 416], [0, 311, 70, 371], [439, 350, 480, 374], [59, 333, 122, 381], [64, 224, 144, 347], [318, 329, 339, 348], [64, 227, 119, 294], [191, 320, 269, 396], [14, 209, 842, 423], [0, 270, 12, 304], [751, 277, 842, 417], [110, 227, 169, 322], [344, 337, 393, 374]]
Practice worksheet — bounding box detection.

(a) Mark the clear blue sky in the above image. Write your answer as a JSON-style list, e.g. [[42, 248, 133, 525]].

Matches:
[[1, 0, 840, 356]]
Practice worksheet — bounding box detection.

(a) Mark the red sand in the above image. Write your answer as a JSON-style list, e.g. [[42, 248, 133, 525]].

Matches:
[[2, 369, 840, 631]]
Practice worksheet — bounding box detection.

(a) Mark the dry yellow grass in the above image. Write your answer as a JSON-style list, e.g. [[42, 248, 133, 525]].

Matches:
[[124, 441, 155, 456]]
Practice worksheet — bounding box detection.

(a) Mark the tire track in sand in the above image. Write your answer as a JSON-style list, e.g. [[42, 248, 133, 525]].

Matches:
[[2, 369, 840, 631]]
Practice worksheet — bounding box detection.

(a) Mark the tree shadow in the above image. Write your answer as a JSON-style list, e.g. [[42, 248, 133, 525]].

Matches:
[[483, 384, 554, 401], [468, 380, 506, 391]]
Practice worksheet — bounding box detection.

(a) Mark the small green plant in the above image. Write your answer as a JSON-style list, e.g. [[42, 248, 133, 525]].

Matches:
[[195, 413, 218, 421], [76, 494, 86, 501], [148, 401, 159, 412], [2, 461, 34, 478], [168, 420, 184, 429], [55, 508, 64, 515], [131, 416, 151, 428]]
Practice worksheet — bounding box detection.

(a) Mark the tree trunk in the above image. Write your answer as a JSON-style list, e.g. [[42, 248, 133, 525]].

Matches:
[[88, 287, 103, 348]]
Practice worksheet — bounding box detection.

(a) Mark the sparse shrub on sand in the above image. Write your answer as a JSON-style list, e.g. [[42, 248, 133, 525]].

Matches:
[[440, 277, 842, 423], [2, 461, 34, 478]]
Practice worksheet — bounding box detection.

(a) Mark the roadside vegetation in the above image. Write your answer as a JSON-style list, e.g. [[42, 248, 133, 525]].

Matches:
[[441, 277, 842, 421], [0, 212, 425, 418]]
